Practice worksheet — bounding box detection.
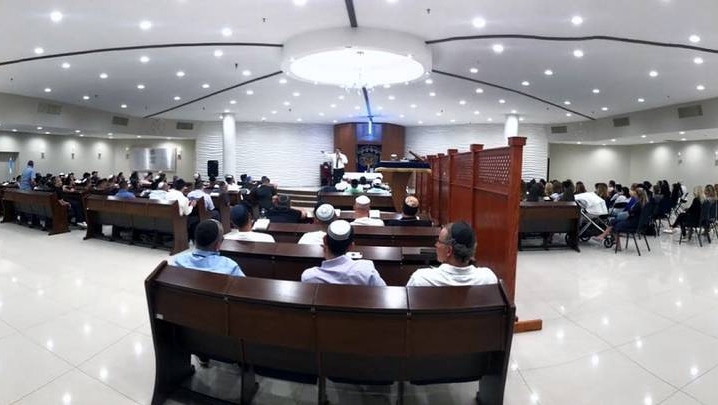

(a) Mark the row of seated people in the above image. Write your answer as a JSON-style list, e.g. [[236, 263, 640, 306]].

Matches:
[[320, 176, 391, 195]]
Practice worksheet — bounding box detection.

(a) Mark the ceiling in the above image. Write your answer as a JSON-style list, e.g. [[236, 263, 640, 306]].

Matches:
[[0, 0, 716, 129]]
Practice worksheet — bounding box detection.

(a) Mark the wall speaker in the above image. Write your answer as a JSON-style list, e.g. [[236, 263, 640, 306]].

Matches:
[[207, 160, 219, 178]]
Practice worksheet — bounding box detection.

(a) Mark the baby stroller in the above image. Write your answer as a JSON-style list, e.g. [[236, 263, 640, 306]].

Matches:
[[576, 197, 615, 248]]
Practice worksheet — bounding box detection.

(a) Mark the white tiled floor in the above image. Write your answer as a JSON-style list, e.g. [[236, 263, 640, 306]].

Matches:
[[1, 223, 718, 404]]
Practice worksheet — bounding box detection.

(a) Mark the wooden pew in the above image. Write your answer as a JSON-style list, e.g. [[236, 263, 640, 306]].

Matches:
[[84, 195, 189, 254], [519, 201, 580, 252], [259, 222, 439, 246], [210, 194, 232, 233], [145, 262, 515, 405], [1, 189, 70, 235], [318, 192, 395, 211], [220, 240, 437, 286], [332, 210, 432, 223]]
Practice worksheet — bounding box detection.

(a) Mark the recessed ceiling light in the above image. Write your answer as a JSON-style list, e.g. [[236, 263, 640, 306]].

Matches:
[[681, 138, 687, 141], [37, 126, 43, 130], [139, 56, 150, 63], [332, 120, 338, 123], [592, 88, 600, 94], [429, 92, 436, 97], [44, 87, 52, 93], [399, 114, 405, 118], [641, 134, 647, 138], [566, 113, 572, 117], [435, 112, 442, 116], [296, 118, 303, 122], [459, 100, 466, 105], [293, 0, 307, 6], [544, 69, 554, 76], [137, 84, 145, 89], [338, 95, 345, 100], [82, 95, 90, 100], [139, 20, 152, 30], [61, 62, 71, 69], [697, 84, 705, 91], [521, 81, 530, 86], [694, 57, 704, 65], [679, 131, 686, 135], [576, 142, 582, 145], [260, 116, 267, 121], [330, 103, 336, 108], [79, 134, 84, 137], [563, 100, 571, 105], [229, 100, 237, 104], [470, 67, 479, 74], [410, 104, 417, 108], [246, 89, 254, 95], [601, 107, 609, 111], [611, 138, 616, 142], [519, 117, 525, 121], [571, 15, 583, 25], [473, 110, 480, 115], [573, 49, 584, 58], [137, 135, 142, 139], [12, 129, 17, 132], [176, 71, 185, 77], [279, 78, 287, 84], [472, 17, 486, 28], [648, 70, 658, 77], [637, 98, 645, 102], [492, 44, 504, 54], [221, 27, 232, 37], [120, 104, 127, 108], [377, 106, 384, 111], [649, 141, 654, 144], [498, 99, 506, 104], [418, 121, 423, 124], [242, 70, 252, 76], [99, 72, 108, 79], [44, 131, 50, 135], [382, 84, 391, 89], [475, 88, 484, 94], [224, 109, 230, 113], [689, 35, 701, 43], [174, 96, 181, 101], [319, 112, 325, 116], [388, 95, 395, 100], [450, 119, 456, 123], [107, 132, 113, 136], [75, 130, 81, 133], [425, 78, 433, 85], [213, 49, 224, 58], [354, 105, 360, 110], [283, 101, 291, 106], [50, 11, 63, 22], [271, 110, 277, 114], [510, 109, 517, 114], [487, 118, 493, 122], [34, 47, 44, 55], [292, 91, 300, 97]]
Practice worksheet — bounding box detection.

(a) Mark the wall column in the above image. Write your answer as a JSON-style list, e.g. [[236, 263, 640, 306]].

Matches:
[[504, 114, 519, 138], [222, 113, 236, 177]]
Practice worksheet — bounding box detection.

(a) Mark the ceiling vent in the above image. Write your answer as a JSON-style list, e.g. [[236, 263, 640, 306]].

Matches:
[[176, 121, 194, 130], [37, 102, 62, 115], [677, 105, 703, 119], [612, 117, 630, 127], [550, 125, 568, 134], [112, 116, 129, 126]]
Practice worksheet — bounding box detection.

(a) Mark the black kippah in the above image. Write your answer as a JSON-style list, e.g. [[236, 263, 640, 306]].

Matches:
[[450, 221, 475, 248]]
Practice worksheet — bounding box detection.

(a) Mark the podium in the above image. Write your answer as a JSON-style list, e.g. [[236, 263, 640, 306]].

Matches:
[[375, 161, 431, 212]]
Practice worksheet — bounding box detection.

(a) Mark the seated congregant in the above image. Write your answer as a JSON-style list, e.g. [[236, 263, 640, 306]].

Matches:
[[298, 203, 336, 244], [343, 179, 363, 195], [266, 195, 305, 223], [301, 220, 386, 286], [165, 179, 195, 216], [173, 219, 244, 276], [114, 180, 136, 199], [407, 221, 498, 286], [225, 204, 275, 242], [351, 195, 384, 226], [385, 196, 432, 226]]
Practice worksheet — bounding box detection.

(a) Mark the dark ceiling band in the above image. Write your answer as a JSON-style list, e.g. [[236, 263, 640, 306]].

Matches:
[[432, 69, 596, 121], [143, 71, 283, 118], [0, 42, 283, 68], [361, 87, 373, 121], [426, 34, 718, 54], [345, 0, 358, 28]]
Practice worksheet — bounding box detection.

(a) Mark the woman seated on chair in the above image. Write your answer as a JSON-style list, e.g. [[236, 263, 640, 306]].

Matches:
[[595, 188, 647, 249], [665, 186, 704, 236]]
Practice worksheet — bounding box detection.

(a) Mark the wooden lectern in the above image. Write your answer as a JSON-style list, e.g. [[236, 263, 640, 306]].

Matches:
[[375, 162, 431, 212]]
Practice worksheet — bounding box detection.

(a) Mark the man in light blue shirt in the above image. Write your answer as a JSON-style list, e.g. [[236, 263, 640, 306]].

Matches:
[[301, 220, 386, 286], [173, 219, 244, 276], [19, 160, 35, 190]]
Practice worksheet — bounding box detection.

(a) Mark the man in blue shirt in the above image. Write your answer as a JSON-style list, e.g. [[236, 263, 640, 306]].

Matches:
[[173, 219, 244, 276], [113, 180, 136, 199], [19, 160, 36, 190]]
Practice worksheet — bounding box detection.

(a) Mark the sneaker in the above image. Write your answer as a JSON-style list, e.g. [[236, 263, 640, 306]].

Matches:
[[77, 221, 88, 229], [663, 228, 674, 234]]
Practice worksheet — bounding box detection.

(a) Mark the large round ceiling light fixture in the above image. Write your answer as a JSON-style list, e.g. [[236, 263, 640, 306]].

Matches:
[[282, 28, 432, 89]]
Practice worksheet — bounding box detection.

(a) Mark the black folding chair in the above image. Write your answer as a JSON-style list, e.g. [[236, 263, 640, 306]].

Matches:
[[614, 202, 654, 256]]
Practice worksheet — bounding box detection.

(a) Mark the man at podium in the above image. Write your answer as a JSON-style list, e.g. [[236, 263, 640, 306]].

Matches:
[[322, 148, 348, 185]]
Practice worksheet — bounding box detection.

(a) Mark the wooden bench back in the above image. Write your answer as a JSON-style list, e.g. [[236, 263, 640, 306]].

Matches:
[[263, 222, 439, 246], [318, 192, 395, 211], [1, 189, 69, 235]]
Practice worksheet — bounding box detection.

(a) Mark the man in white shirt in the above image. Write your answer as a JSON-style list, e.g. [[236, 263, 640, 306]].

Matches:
[[165, 179, 195, 216], [187, 181, 216, 211], [351, 195, 384, 226], [407, 221, 497, 287], [301, 220, 386, 286], [322, 148, 348, 185], [298, 203, 335, 244], [224, 203, 275, 242], [148, 182, 169, 200]]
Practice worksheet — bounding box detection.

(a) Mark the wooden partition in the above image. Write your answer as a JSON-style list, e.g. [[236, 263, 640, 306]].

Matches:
[[416, 137, 539, 332]]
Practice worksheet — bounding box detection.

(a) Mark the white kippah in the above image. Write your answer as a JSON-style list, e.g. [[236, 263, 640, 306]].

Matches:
[[327, 220, 352, 241], [315, 203, 335, 222], [355, 195, 371, 205]]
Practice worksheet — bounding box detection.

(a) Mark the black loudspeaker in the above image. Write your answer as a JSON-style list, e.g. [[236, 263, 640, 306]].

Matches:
[[207, 160, 219, 178]]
